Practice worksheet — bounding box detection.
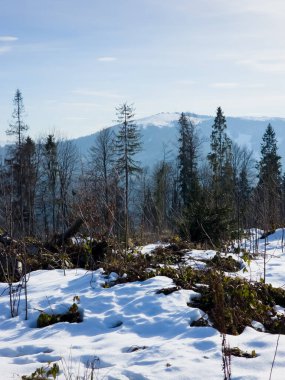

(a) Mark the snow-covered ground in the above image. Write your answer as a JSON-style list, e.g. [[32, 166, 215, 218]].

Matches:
[[240, 228, 285, 287], [1, 230, 285, 379]]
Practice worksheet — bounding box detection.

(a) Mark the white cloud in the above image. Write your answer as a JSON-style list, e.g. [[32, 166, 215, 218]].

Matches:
[[0, 46, 12, 54], [244, 83, 265, 89], [237, 0, 285, 16], [72, 89, 121, 98], [210, 82, 239, 89], [175, 80, 196, 86], [210, 82, 266, 90], [63, 116, 89, 121], [238, 53, 285, 73], [61, 102, 100, 108], [162, 0, 285, 20], [215, 49, 285, 74], [0, 36, 18, 42], [97, 56, 117, 62], [206, 0, 285, 17]]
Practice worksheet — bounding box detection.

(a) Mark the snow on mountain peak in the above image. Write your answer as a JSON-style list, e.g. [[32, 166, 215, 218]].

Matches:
[[135, 112, 211, 129]]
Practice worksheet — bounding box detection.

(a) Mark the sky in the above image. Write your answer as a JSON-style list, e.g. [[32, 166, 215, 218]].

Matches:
[[0, 0, 285, 144]]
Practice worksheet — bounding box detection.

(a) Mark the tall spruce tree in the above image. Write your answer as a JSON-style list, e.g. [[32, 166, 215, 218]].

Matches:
[[257, 124, 282, 229], [237, 165, 252, 228], [5, 89, 29, 236], [178, 113, 200, 206], [177, 113, 201, 239], [152, 159, 172, 235], [208, 107, 233, 203], [231, 143, 253, 230], [21, 137, 38, 236], [281, 173, 285, 226], [43, 134, 58, 236], [115, 103, 142, 249], [207, 107, 234, 244], [6, 89, 28, 146]]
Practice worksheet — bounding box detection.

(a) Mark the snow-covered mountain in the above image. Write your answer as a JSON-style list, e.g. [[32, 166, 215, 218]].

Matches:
[[73, 112, 285, 167], [1, 112, 284, 168]]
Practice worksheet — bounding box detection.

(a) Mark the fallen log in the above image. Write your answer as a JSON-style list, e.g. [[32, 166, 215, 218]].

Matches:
[[51, 218, 84, 246]]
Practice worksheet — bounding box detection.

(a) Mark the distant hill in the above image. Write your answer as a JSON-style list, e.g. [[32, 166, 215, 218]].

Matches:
[[72, 112, 285, 168], [1, 112, 285, 168]]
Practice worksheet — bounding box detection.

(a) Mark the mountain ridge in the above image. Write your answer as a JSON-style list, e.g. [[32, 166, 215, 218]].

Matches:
[[1, 112, 285, 167], [72, 111, 285, 167]]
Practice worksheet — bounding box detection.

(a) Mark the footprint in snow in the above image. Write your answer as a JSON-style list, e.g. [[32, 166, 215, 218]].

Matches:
[[122, 370, 149, 380], [110, 320, 123, 328], [0, 345, 53, 358], [13, 353, 61, 365]]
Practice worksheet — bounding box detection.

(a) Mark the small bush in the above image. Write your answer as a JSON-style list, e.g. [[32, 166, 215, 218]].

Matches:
[[156, 286, 181, 295], [207, 253, 242, 272], [22, 356, 100, 380], [190, 317, 209, 327], [190, 271, 285, 335], [22, 363, 59, 379], [127, 345, 148, 352], [226, 347, 257, 358], [37, 298, 82, 328]]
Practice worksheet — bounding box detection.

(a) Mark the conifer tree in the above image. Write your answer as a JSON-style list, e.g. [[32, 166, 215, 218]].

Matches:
[[178, 113, 200, 206], [21, 137, 38, 236], [257, 124, 282, 229], [206, 107, 234, 244], [115, 103, 142, 248], [152, 159, 172, 235], [258, 124, 281, 184], [6, 89, 28, 146], [208, 107, 233, 205], [43, 135, 58, 235], [235, 164, 252, 246], [177, 113, 201, 240], [5, 89, 29, 236], [281, 174, 285, 227]]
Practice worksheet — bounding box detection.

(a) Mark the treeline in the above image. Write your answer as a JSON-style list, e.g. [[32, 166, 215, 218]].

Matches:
[[0, 90, 284, 247]]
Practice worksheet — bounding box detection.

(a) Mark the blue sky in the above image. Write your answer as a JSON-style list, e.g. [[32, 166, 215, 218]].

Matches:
[[0, 0, 285, 143]]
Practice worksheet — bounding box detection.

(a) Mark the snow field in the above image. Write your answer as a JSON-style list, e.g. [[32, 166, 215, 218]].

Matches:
[[1, 230, 285, 379]]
